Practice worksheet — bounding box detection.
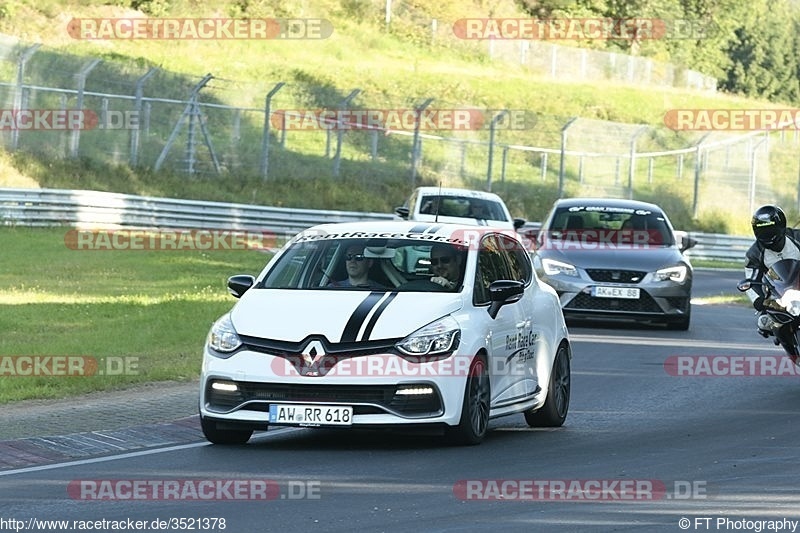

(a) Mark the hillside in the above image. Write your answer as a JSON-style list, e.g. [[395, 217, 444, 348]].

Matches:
[[0, 0, 795, 234]]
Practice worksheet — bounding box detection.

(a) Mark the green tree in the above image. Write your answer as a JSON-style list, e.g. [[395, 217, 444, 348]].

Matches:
[[720, 0, 800, 103]]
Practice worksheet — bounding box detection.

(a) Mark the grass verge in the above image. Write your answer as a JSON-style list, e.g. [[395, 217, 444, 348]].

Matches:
[[0, 227, 268, 404]]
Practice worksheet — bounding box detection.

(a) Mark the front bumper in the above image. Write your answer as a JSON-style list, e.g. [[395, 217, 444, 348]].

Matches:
[[199, 348, 469, 428], [539, 271, 691, 321]]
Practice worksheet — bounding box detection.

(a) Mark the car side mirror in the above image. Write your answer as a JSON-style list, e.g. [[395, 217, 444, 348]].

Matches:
[[681, 236, 697, 252], [395, 206, 409, 219], [228, 275, 255, 298], [487, 280, 525, 319], [674, 230, 697, 252], [513, 218, 526, 230]]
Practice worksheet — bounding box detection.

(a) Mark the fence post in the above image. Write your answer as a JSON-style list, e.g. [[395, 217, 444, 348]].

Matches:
[[70, 58, 102, 159], [411, 98, 434, 188], [692, 133, 711, 219], [501, 145, 508, 185], [749, 135, 769, 214], [12, 44, 41, 151], [558, 117, 578, 197], [627, 126, 648, 199], [154, 74, 214, 173], [487, 109, 509, 191], [129, 67, 157, 168], [334, 89, 361, 177], [259, 82, 285, 180], [541, 152, 548, 181]]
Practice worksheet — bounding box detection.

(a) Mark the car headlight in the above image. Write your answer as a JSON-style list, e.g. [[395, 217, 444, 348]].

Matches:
[[207, 313, 242, 356], [777, 289, 800, 317], [653, 265, 687, 283], [396, 316, 460, 357], [541, 258, 578, 277]]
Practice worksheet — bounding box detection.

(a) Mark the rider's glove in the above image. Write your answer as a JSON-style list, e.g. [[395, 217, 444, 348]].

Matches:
[[753, 296, 766, 311]]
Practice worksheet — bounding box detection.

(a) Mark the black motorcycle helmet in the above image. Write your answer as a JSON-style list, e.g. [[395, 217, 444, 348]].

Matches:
[[751, 204, 787, 251]]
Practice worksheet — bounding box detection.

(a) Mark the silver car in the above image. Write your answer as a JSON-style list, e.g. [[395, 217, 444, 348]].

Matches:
[[531, 198, 696, 330]]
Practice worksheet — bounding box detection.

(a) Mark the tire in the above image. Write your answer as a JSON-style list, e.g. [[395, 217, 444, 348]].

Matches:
[[201, 416, 253, 445], [524, 343, 570, 427], [446, 355, 490, 445]]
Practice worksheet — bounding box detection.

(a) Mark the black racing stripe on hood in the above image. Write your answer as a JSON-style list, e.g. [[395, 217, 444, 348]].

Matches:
[[425, 224, 443, 233], [360, 292, 398, 341], [341, 291, 385, 343], [409, 224, 430, 233]]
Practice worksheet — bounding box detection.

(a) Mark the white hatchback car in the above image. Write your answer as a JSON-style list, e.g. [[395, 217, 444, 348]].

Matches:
[[199, 221, 570, 445], [395, 187, 526, 230]]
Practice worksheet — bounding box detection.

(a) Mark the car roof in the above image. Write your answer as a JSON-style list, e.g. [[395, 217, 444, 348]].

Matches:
[[551, 197, 665, 213], [413, 187, 505, 201]]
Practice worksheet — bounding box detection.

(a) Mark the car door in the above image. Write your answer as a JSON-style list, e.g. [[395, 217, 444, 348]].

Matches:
[[473, 233, 530, 408]]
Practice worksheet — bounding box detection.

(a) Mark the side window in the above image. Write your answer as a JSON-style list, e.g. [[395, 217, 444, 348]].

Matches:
[[500, 235, 532, 284], [473, 235, 512, 305]]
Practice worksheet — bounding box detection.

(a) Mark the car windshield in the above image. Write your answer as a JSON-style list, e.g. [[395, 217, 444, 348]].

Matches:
[[259, 236, 468, 292], [418, 195, 507, 222], [546, 206, 675, 247]]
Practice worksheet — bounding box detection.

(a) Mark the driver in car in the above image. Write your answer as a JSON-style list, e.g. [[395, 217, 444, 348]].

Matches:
[[429, 244, 464, 290], [745, 204, 800, 336]]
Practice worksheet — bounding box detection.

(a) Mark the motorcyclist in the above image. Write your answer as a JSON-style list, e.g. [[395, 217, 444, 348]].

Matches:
[[744, 205, 800, 337]]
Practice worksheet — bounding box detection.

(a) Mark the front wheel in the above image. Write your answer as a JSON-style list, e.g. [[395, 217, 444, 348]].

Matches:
[[201, 416, 253, 445], [524, 343, 570, 427], [446, 355, 490, 445]]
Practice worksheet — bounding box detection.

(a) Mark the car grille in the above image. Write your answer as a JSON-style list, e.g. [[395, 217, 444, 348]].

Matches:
[[206, 382, 443, 418], [565, 291, 663, 313], [586, 269, 646, 284]]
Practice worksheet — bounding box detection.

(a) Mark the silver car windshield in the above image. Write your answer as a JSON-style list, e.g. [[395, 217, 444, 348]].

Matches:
[[548, 208, 675, 247]]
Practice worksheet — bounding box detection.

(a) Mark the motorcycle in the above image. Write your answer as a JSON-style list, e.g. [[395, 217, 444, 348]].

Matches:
[[738, 258, 800, 364]]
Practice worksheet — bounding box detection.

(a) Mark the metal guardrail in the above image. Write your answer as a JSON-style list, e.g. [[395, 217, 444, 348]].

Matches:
[[0, 187, 750, 263]]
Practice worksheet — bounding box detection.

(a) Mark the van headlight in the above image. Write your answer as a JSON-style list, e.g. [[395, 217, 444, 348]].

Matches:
[[207, 313, 242, 356]]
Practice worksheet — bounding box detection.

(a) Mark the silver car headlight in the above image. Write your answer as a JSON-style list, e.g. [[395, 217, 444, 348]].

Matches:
[[777, 289, 800, 317], [653, 265, 687, 283], [396, 316, 460, 357], [207, 313, 242, 356], [541, 258, 578, 277]]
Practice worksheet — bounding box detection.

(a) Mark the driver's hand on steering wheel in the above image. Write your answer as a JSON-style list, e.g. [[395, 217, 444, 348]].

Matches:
[[431, 276, 456, 289]]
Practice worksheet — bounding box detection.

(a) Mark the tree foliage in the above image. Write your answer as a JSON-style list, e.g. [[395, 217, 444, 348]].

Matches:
[[516, 0, 800, 104]]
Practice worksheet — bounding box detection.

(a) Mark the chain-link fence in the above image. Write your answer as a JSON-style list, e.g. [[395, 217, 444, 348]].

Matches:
[[0, 35, 797, 232]]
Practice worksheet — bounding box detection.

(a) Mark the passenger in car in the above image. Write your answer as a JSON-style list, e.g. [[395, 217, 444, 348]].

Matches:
[[328, 244, 386, 289]]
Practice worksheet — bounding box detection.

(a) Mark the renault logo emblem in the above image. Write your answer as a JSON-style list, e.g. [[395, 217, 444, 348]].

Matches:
[[301, 340, 326, 367]]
